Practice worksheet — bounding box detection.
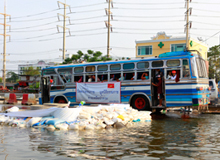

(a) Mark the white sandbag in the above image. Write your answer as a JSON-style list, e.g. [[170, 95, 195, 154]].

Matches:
[[69, 124, 79, 130], [27, 117, 42, 127], [6, 106, 19, 113], [85, 124, 95, 130], [53, 108, 81, 121], [78, 123, 86, 130], [46, 125, 56, 131], [104, 120, 114, 126], [55, 123, 69, 130]]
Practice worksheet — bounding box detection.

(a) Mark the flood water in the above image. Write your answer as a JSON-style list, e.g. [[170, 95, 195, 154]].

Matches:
[[0, 105, 220, 159]]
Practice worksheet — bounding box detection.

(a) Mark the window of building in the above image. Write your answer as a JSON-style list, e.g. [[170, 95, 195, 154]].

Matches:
[[138, 46, 152, 55], [171, 43, 186, 52]]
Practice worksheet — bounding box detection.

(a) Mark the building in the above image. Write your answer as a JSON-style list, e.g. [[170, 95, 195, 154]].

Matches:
[[135, 32, 208, 60], [18, 60, 55, 75]]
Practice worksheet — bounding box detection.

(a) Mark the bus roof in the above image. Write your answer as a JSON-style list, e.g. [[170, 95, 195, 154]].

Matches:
[[43, 51, 196, 70]]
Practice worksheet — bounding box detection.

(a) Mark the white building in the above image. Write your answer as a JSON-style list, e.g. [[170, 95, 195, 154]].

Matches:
[[18, 60, 55, 75]]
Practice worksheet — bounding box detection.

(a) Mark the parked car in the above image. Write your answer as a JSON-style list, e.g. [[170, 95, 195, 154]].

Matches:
[[209, 79, 218, 105]]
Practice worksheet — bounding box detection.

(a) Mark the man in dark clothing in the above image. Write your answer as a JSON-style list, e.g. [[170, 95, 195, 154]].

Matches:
[[152, 75, 163, 106]]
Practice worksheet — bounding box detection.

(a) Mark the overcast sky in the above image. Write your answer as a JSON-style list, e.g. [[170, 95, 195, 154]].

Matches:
[[0, 0, 220, 74]]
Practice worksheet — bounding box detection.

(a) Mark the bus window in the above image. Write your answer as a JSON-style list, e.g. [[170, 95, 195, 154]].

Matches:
[[190, 57, 198, 77], [152, 61, 163, 67], [74, 67, 84, 73], [137, 62, 149, 69], [166, 67, 180, 80], [110, 73, 121, 81], [98, 73, 108, 81], [98, 65, 108, 71], [58, 68, 72, 83], [137, 70, 149, 80], [196, 58, 207, 78], [42, 69, 56, 75], [123, 72, 135, 80], [75, 75, 84, 82], [182, 59, 190, 78], [167, 60, 180, 67], [123, 63, 134, 70], [110, 64, 121, 70], [86, 66, 95, 72]]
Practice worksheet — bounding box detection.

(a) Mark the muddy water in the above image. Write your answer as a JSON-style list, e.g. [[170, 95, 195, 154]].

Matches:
[[0, 105, 220, 159]]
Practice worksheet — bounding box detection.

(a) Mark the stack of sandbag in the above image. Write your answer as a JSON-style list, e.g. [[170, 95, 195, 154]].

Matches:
[[0, 104, 152, 131], [69, 104, 152, 130]]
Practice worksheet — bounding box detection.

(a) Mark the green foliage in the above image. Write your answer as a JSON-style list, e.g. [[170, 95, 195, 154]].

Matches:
[[6, 72, 19, 83], [208, 44, 220, 82], [23, 66, 40, 76], [0, 77, 2, 83], [62, 50, 112, 64], [29, 82, 40, 89]]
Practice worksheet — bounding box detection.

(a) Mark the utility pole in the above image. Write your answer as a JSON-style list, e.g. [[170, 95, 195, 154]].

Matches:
[[57, 1, 71, 61], [105, 0, 113, 58], [185, 0, 192, 50], [0, 0, 10, 88]]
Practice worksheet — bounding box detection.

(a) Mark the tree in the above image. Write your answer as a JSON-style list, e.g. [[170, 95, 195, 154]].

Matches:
[[208, 44, 220, 82], [23, 66, 41, 76], [6, 72, 19, 83], [62, 50, 112, 64], [0, 77, 2, 83]]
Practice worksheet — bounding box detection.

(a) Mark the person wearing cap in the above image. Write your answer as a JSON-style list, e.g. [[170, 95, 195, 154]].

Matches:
[[152, 74, 163, 107], [171, 70, 177, 80]]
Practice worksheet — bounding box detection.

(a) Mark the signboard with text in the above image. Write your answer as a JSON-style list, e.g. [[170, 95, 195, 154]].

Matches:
[[76, 82, 121, 103]]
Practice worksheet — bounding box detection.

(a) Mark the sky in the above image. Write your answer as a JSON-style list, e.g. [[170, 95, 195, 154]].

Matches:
[[0, 0, 220, 74]]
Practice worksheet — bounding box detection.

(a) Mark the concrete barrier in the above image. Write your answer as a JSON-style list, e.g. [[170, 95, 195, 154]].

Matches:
[[21, 94, 37, 105], [4, 93, 17, 104]]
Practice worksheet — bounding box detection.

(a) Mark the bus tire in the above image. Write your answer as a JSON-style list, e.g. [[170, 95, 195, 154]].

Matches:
[[54, 97, 67, 104], [131, 95, 151, 111]]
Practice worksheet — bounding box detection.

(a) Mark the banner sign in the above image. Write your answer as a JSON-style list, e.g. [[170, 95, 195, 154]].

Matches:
[[76, 82, 121, 103]]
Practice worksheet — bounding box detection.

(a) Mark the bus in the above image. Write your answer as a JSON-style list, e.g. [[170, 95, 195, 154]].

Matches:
[[39, 50, 210, 111]]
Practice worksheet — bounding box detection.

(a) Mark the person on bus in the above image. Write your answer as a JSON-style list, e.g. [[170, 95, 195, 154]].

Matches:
[[110, 74, 114, 81], [131, 73, 135, 80], [141, 72, 149, 80], [167, 71, 172, 80], [183, 66, 189, 77], [171, 70, 177, 80], [78, 76, 83, 82], [152, 75, 163, 107]]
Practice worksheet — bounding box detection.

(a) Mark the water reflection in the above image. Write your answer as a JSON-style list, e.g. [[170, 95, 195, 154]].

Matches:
[[1, 110, 220, 159]]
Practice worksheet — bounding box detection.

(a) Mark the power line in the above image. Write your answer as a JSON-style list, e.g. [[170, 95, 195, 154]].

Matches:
[[113, 19, 184, 23], [193, 9, 220, 13], [114, 15, 183, 18], [0, 9, 59, 20], [68, 9, 104, 14], [8, 16, 57, 22], [113, 7, 185, 10], [113, 27, 183, 30], [112, 31, 184, 35], [194, 21, 220, 26], [114, 2, 184, 5], [10, 21, 58, 30], [70, 2, 105, 9]]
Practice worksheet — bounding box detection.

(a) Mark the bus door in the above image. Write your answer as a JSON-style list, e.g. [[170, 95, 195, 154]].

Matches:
[[41, 76, 50, 104], [151, 69, 166, 107]]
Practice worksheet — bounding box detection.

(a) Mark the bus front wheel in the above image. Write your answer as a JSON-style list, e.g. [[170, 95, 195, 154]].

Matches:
[[55, 97, 67, 104], [132, 95, 150, 111]]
